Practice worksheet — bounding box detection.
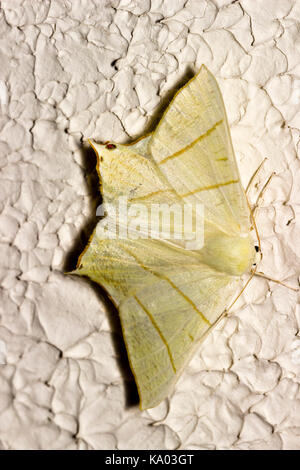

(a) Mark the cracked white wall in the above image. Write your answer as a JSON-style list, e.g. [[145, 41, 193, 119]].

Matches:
[[0, 0, 300, 450]]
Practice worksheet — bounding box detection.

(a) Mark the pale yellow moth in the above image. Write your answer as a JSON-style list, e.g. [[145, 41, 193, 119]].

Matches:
[[73, 65, 259, 410]]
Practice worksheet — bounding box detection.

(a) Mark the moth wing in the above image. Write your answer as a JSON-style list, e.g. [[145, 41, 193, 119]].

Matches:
[[90, 136, 180, 207], [76, 233, 238, 409], [89, 138, 198, 247], [147, 65, 251, 237], [118, 254, 238, 410], [127, 134, 153, 159]]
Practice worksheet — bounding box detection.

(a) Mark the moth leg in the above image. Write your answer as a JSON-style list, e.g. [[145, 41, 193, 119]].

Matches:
[[210, 271, 257, 332], [246, 158, 277, 215], [246, 168, 297, 291], [245, 157, 267, 195], [251, 171, 276, 216], [253, 271, 299, 291]]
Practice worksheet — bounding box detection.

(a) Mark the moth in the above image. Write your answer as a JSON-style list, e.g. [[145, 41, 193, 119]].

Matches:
[[73, 65, 262, 410]]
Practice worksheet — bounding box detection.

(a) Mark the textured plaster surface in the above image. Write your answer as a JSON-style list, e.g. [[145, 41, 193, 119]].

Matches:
[[0, 0, 300, 450]]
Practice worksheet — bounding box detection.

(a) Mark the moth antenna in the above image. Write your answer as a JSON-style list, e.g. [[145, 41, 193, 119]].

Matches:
[[246, 157, 268, 194], [254, 271, 299, 292], [251, 171, 276, 215]]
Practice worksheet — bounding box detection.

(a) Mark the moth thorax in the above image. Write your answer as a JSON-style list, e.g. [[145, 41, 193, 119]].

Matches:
[[200, 233, 255, 276]]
